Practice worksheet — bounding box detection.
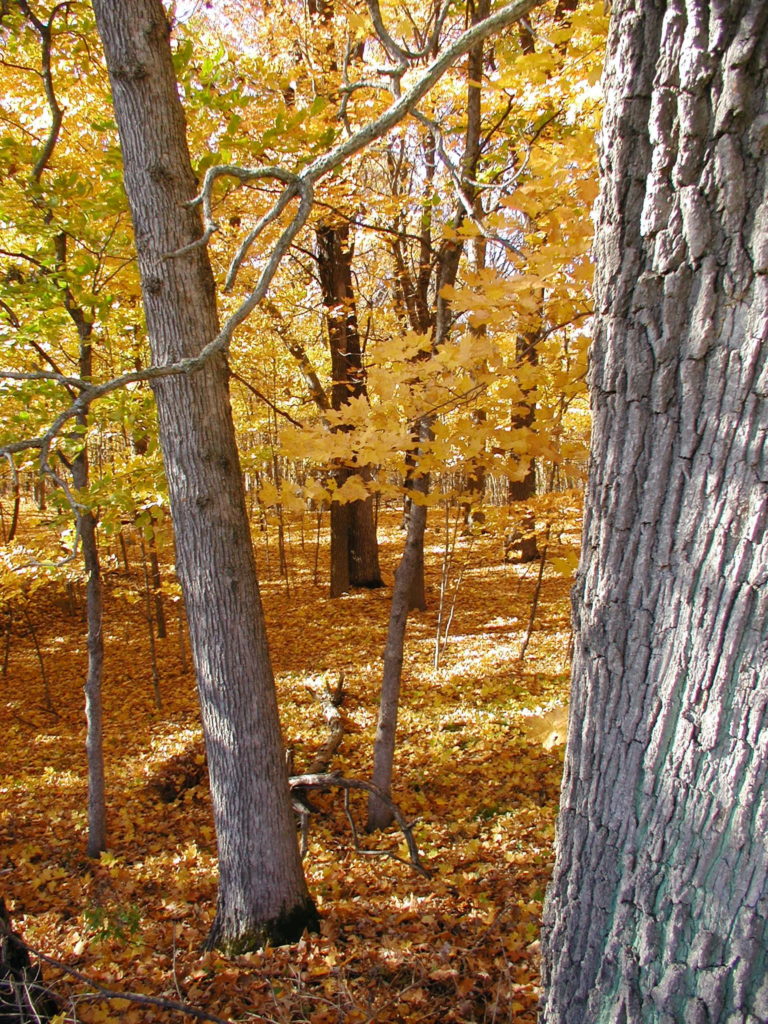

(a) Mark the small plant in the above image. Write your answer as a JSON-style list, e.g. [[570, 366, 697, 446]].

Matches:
[[82, 902, 141, 944]]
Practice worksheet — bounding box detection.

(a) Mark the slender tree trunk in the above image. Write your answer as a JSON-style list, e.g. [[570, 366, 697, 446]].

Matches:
[[368, 0, 490, 827], [54, 229, 107, 858], [76, 486, 106, 858], [541, 2, 768, 1020], [402, 484, 428, 612], [92, 0, 316, 951], [70, 353, 105, 857], [2, 456, 20, 544], [147, 530, 166, 640], [367, 495, 428, 831], [507, 331, 539, 562]]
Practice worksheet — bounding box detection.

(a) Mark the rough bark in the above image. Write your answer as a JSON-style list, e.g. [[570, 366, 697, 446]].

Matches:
[[316, 223, 383, 594], [541, 2, 768, 1021], [91, 0, 316, 950]]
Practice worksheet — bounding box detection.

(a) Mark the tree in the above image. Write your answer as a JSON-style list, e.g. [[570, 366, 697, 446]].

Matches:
[[540, 1, 768, 1020], [87, 0, 546, 951], [90, 0, 317, 952], [3, 0, 113, 858], [316, 220, 383, 596]]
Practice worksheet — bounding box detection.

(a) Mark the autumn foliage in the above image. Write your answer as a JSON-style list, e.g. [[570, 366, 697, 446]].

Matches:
[[1, 501, 579, 1023], [0, 0, 607, 1018]]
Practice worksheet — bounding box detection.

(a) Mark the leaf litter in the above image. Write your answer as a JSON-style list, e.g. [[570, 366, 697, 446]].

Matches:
[[0, 498, 580, 1023]]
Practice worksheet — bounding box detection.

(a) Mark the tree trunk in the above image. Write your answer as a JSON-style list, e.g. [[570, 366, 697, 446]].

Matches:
[[316, 223, 382, 594], [329, 484, 351, 598], [367, 496, 428, 831], [54, 231, 107, 858], [507, 331, 539, 562], [92, 0, 316, 951], [541, 2, 768, 1020], [70, 383, 106, 858]]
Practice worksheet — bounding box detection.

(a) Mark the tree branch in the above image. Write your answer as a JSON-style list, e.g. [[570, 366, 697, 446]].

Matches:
[[1, 0, 546, 465]]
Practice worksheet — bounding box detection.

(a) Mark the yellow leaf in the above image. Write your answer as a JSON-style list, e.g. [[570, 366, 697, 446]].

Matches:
[[332, 474, 369, 504]]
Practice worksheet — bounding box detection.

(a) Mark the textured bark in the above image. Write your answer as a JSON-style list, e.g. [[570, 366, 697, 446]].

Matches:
[[92, 0, 315, 950], [316, 223, 383, 594], [541, 2, 768, 1021]]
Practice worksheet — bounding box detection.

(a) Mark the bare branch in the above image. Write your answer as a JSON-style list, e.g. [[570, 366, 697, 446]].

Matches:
[[366, 0, 451, 65], [230, 370, 303, 428], [0, 369, 88, 390], [289, 771, 430, 876], [15, 940, 239, 1024], [412, 109, 523, 259], [17, 0, 73, 181], [303, 0, 545, 183]]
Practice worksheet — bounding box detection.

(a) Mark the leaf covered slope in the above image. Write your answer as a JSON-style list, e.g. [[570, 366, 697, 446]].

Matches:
[[0, 503, 578, 1023]]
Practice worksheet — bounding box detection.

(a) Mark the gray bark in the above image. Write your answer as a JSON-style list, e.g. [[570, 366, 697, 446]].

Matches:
[[91, 0, 316, 950], [541, 2, 768, 1021], [70, 330, 106, 859], [367, 495, 428, 831]]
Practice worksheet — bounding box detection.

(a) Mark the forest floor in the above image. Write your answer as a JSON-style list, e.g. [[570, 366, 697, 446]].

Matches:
[[0, 495, 580, 1024]]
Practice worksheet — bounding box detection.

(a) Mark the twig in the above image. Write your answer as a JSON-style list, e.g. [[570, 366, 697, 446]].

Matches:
[[0, 0, 546, 474], [17, 941, 244, 1024], [288, 772, 430, 877]]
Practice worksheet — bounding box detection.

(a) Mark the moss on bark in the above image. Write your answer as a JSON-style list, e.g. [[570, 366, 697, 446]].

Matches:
[[207, 897, 320, 955]]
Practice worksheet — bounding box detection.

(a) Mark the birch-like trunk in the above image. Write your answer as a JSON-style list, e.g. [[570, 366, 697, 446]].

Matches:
[[541, 2, 768, 1020], [92, 0, 316, 951]]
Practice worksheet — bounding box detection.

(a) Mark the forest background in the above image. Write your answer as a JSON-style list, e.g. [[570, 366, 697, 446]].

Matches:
[[0, 0, 605, 1020]]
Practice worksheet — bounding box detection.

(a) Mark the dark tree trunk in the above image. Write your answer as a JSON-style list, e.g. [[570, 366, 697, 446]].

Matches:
[[92, 0, 316, 951], [316, 223, 382, 594], [507, 331, 539, 562], [0, 899, 58, 1024], [541, 2, 768, 1020]]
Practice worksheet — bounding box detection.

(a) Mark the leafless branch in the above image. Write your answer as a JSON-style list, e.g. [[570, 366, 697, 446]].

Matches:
[[0, 0, 545, 466], [17, 0, 73, 181], [230, 370, 303, 428], [366, 0, 451, 65], [15, 940, 243, 1024], [289, 771, 430, 877], [0, 369, 88, 390]]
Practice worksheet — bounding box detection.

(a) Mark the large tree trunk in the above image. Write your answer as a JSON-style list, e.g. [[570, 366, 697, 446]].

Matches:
[[541, 2, 768, 1020], [92, 0, 316, 952]]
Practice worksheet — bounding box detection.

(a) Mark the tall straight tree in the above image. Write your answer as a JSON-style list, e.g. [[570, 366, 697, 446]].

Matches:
[[91, 0, 317, 951], [541, 1, 768, 1020], [316, 221, 383, 596]]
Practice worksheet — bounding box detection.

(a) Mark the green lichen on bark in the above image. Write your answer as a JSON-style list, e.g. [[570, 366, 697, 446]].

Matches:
[[208, 897, 320, 955]]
